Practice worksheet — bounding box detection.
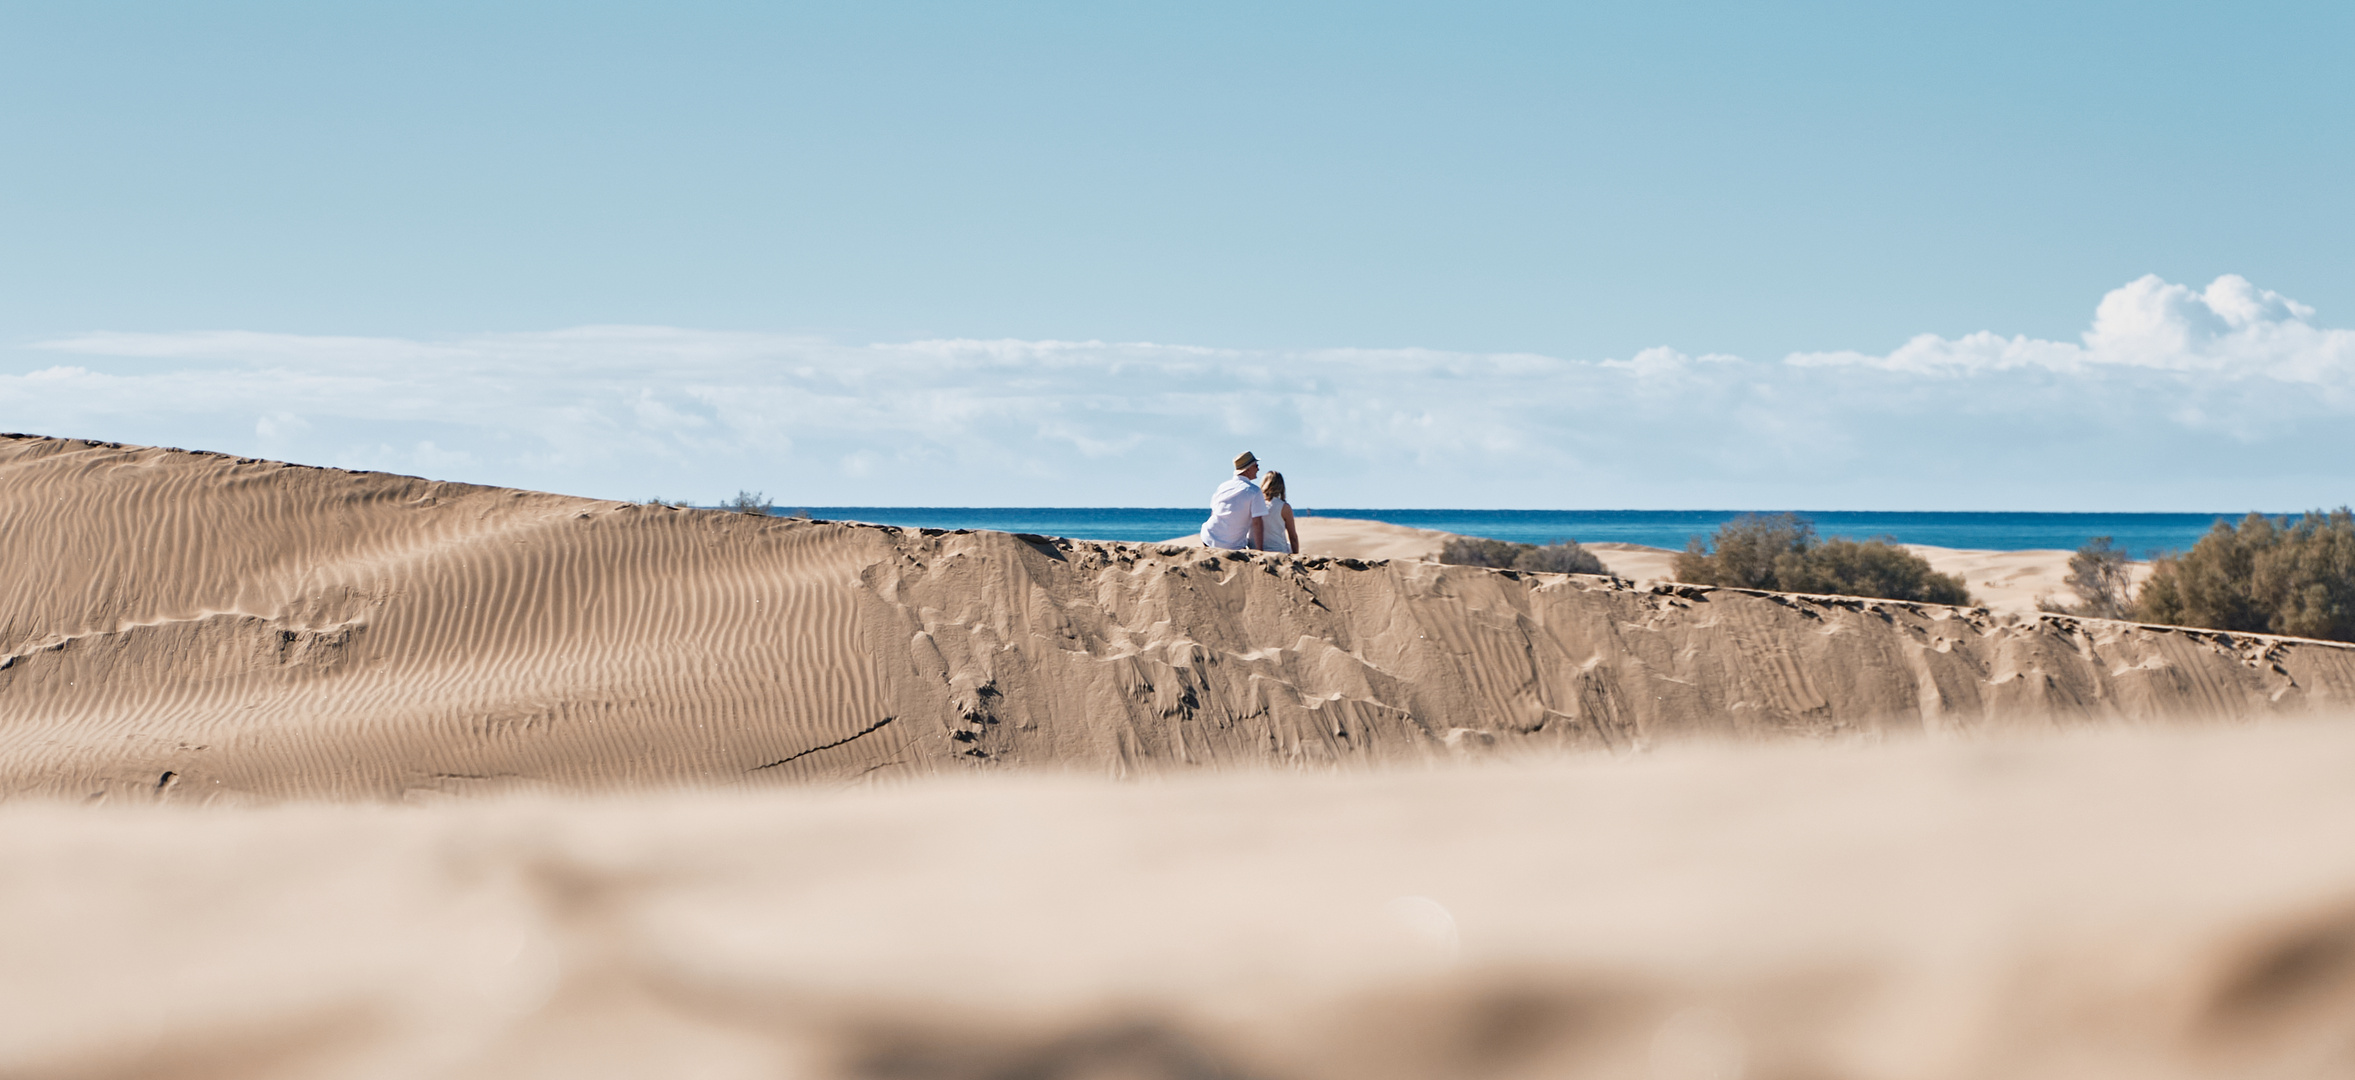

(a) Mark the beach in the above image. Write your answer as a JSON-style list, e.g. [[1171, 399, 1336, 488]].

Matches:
[[1170, 517, 2149, 617]]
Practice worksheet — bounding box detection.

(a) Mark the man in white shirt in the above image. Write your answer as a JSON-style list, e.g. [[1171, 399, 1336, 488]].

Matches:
[[1200, 450, 1268, 550]]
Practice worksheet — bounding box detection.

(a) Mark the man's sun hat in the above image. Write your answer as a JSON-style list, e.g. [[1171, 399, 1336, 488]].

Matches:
[[1233, 450, 1258, 471]]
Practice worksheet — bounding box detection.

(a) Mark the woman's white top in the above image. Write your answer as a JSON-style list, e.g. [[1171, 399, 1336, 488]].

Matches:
[[1259, 497, 1292, 554]]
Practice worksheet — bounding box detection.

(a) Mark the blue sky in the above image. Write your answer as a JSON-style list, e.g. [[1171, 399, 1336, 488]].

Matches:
[[4, 2, 2352, 509]]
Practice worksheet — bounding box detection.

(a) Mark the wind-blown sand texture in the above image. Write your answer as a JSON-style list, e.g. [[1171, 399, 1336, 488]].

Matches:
[[2, 434, 2346, 801]]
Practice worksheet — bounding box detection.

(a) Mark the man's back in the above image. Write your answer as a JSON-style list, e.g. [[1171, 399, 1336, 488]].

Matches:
[[1201, 474, 1266, 549]]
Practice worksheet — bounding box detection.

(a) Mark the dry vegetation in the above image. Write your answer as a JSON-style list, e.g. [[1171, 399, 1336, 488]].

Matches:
[[2133, 510, 2355, 640], [1673, 513, 1973, 605], [2039, 536, 2135, 618], [1437, 536, 1609, 575], [725, 490, 775, 515]]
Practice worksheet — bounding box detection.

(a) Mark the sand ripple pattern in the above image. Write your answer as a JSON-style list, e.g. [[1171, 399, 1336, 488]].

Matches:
[[6, 434, 2355, 801], [0, 436, 898, 799]]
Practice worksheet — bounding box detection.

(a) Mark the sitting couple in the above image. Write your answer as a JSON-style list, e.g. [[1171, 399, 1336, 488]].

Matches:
[[1199, 450, 1301, 554]]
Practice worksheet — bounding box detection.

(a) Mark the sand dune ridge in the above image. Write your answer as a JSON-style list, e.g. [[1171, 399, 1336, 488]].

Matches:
[[9, 434, 2355, 1078], [5, 433, 2350, 802]]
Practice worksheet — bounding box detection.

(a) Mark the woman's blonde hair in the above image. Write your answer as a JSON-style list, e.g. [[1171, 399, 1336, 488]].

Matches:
[[1260, 470, 1285, 502]]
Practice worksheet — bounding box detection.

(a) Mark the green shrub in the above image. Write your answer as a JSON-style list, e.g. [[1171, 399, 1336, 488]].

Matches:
[[1438, 537, 1607, 576], [1784, 537, 1973, 605], [1674, 513, 1973, 605], [1512, 541, 1607, 575], [1672, 513, 1811, 589], [1439, 536, 1523, 568], [725, 490, 774, 515], [2134, 510, 2355, 641]]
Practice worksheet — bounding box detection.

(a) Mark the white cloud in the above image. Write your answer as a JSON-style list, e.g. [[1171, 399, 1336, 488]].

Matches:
[[6, 275, 2355, 510], [1790, 274, 2355, 380]]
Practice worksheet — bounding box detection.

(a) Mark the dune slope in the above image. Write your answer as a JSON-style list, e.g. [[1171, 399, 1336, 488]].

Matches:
[[4, 434, 2351, 801]]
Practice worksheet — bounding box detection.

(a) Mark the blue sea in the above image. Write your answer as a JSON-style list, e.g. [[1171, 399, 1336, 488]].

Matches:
[[788, 507, 2258, 556]]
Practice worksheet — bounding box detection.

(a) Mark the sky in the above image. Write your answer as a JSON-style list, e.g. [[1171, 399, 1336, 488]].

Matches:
[[3, 1, 2351, 510]]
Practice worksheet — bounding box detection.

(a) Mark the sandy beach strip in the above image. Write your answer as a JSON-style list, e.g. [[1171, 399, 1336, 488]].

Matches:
[[1163, 516, 2152, 616]]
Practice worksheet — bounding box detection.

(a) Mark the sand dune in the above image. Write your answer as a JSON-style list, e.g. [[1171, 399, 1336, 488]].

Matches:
[[3, 434, 2348, 801], [3, 435, 902, 798], [9, 434, 2355, 1078]]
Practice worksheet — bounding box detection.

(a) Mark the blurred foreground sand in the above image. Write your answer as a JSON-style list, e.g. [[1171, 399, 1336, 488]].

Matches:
[[5, 720, 2353, 1079]]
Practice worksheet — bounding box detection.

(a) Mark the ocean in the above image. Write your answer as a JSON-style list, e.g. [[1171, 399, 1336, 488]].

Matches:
[[789, 507, 2257, 556]]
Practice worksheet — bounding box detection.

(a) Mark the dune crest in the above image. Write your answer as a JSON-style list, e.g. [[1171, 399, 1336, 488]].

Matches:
[[4, 434, 2349, 801]]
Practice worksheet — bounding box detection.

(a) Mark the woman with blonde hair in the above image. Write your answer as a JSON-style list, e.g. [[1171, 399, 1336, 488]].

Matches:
[[1258, 470, 1300, 555]]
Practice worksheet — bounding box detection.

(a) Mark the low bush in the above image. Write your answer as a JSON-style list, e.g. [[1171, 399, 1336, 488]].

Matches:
[[1674, 513, 1972, 605], [1438, 537, 1521, 568], [725, 490, 774, 515], [1672, 513, 1810, 590], [2038, 536, 2135, 618], [1512, 541, 1608, 575], [1781, 537, 1973, 605], [2134, 509, 2355, 641], [1438, 537, 1608, 576]]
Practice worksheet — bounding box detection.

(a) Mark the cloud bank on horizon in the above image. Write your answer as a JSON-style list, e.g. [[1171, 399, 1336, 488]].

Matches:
[[8, 274, 2354, 512]]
